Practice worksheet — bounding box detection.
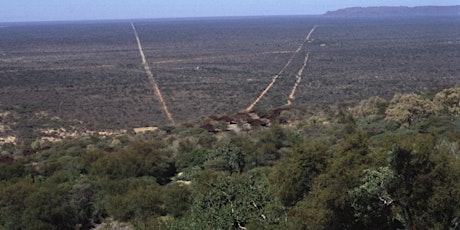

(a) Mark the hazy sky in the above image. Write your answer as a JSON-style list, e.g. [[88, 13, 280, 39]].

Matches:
[[1, 0, 459, 22]]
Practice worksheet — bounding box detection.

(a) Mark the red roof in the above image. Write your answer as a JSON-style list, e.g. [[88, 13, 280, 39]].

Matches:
[[0, 156, 14, 163], [216, 116, 234, 123], [248, 119, 266, 126], [200, 124, 217, 132], [23, 150, 35, 156]]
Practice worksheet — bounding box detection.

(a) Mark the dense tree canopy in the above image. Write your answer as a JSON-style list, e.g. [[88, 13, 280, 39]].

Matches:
[[0, 88, 458, 229]]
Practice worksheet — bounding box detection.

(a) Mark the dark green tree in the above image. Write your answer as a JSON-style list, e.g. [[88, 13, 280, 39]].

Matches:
[[171, 174, 279, 229], [0, 181, 37, 230], [348, 167, 403, 229], [0, 160, 25, 181], [204, 141, 245, 174], [104, 184, 165, 224], [90, 141, 175, 184], [289, 130, 372, 229], [22, 182, 77, 230], [270, 140, 329, 206], [350, 134, 460, 229], [70, 178, 103, 229]]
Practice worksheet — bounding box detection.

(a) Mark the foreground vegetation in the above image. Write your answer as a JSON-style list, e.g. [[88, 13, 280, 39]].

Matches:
[[1, 87, 459, 229]]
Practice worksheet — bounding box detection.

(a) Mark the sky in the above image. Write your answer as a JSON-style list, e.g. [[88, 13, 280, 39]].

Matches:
[[1, 0, 459, 22]]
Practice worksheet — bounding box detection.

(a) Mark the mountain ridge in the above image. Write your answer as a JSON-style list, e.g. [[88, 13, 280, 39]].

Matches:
[[324, 5, 460, 17]]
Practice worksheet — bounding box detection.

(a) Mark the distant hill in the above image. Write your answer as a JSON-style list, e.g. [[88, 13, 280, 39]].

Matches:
[[324, 5, 460, 17]]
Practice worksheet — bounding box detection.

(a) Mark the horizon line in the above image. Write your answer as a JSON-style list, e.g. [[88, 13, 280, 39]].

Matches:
[[1, 14, 323, 24]]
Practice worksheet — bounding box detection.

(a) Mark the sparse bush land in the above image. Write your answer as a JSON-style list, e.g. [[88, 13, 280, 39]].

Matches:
[[0, 16, 459, 143], [0, 88, 459, 229]]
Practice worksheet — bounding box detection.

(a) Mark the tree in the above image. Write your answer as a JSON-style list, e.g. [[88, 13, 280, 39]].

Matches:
[[425, 144, 460, 229], [70, 178, 103, 229], [171, 174, 278, 229], [349, 134, 460, 230], [270, 140, 329, 206], [22, 182, 77, 230], [384, 142, 433, 230], [248, 125, 289, 167], [258, 124, 288, 150], [0, 181, 37, 230], [288, 130, 372, 229], [163, 184, 192, 218], [176, 148, 208, 172], [0, 160, 25, 181], [204, 141, 245, 174], [351, 96, 389, 118], [348, 167, 403, 229], [89, 141, 175, 184], [104, 184, 165, 224], [385, 93, 440, 126], [434, 87, 460, 116]]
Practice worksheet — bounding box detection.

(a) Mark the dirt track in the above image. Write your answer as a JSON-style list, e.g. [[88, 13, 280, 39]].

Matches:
[[306, 25, 317, 41], [286, 53, 309, 106], [286, 25, 317, 106], [131, 22, 175, 125], [245, 26, 317, 112]]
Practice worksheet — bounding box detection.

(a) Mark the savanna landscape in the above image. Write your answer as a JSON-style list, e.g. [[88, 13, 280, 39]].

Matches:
[[0, 7, 459, 230]]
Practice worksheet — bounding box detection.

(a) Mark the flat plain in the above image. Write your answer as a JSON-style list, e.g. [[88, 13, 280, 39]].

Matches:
[[0, 16, 459, 142]]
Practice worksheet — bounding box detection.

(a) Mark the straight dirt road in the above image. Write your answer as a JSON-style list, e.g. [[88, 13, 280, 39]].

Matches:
[[245, 25, 317, 112], [286, 53, 309, 106], [285, 25, 317, 106], [306, 25, 317, 41], [131, 22, 175, 125]]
